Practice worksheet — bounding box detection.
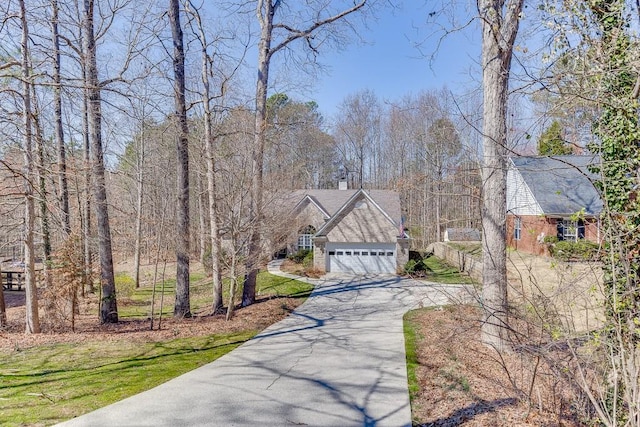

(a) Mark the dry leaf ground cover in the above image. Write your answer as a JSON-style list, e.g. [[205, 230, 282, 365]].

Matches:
[[406, 305, 585, 427]]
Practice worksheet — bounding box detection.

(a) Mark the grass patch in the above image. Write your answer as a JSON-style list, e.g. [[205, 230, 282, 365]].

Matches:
[[404, 310, 421, 404], [421, 256, 475, 284], [0, 331, 254, 426], [117, 272, 218, 318], [256, 271, 313, 298]]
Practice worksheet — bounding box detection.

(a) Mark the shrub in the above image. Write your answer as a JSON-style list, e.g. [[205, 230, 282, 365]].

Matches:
[[574, 239, 599, 260], [404, 258, 428, 277], [288, 249, 311, 264], [548, 239, 600, 261], [115, 273, 136, 299], [302, 250, 314, 268]]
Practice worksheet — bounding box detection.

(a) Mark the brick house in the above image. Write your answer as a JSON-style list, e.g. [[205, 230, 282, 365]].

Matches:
[[287, 184, 409, 274], [506, 155, 602, 255]]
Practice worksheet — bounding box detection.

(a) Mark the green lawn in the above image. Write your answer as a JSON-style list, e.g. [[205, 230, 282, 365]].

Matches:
[[115, 271, 313, 319], [420, 255, 476, 284], [0, 271, 314, 426], [0, 331, 253, 426], [404, 310, 421, 402]]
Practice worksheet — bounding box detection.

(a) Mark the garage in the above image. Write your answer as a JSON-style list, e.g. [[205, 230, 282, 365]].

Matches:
[[326, 242, 396, 274]]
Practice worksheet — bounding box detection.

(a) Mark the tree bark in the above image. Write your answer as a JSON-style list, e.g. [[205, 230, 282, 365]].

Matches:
[[169, 0, 191, 318], [478, 0, 523, 351], [83, 0, 118, 323], [187, 3, 225, 312], [133, 130, 144, 288], [242, 0, 276, 307], [0, 264, 5, 327], [20, 0, 41, 334], [196, 175, 207, 267], [82, 52, 93, 295], [31, 85, 52, 289], [51, 0, 71, 236]]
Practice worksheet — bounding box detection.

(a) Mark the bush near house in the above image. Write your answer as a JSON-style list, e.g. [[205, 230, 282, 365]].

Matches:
[[288, 249, 312, 266], [543, 236, 600, 261], [403, 253, 475, 284], [404, 258, 430, 277]]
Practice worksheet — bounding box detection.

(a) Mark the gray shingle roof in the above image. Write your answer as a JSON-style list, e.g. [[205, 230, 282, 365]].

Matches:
[[292, 189, 402, 222], [444, 228, 481, 241], [510, 155, 603, 216]]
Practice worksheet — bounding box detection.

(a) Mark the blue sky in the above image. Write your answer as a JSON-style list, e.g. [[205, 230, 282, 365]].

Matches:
[[298, 3, 482, 120]]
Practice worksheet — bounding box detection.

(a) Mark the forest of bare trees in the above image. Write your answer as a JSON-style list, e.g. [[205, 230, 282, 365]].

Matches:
[[2, 0, 640, 424], [0, 0, 484, 331]]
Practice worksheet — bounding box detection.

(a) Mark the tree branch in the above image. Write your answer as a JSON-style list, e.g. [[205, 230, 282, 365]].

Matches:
[[270, 1, 366, 56]]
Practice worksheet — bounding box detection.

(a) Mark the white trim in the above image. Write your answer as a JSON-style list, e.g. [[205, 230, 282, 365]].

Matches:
[[291, 194, 331, 219], [507, 159, 544, 215]]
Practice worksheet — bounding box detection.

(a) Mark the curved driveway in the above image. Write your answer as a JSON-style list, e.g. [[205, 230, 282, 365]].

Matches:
[[58, 263, 471, 427]]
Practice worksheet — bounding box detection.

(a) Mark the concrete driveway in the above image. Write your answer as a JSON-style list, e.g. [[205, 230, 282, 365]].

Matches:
[[58, 266, 471, 427]]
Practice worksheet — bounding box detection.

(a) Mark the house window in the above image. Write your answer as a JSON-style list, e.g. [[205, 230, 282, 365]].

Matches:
[[514, 217, 522, 241], [557, 219, 585, 242], [297, 225, 316, 251]]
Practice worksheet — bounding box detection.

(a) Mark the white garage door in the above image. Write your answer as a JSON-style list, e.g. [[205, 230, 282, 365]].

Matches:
[[326, 243, 396, 274]]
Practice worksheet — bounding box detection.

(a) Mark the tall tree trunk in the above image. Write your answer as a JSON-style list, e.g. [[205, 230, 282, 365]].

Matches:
[[190, 5, 225, 314], [196, 172, 208, 266], [199, 54, 223, 312], [20, 0, 41, 334], [242, 1, 275, 307], [0, 263, 6, 327], [169, 0, 191, 318], [206, 159, 223, 313], [186, 0, 224, 311], [242, 0, 366, 306], [79, 15, 92, 296], [31, 86, 52, 288], [133, 131, 144, 288], [478, 0, 523, 351], [83, 0, 118, 323], [436, 166, 442, 242], [51, 0, 71, 235]]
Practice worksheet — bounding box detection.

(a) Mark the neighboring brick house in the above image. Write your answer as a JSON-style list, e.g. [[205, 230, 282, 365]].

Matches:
[[287, 185, 409, 274], [506, 155, 602, 255]]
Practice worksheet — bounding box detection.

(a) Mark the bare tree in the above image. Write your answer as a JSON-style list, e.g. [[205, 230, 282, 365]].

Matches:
[[243, 0, 367, 306], [169, 0, 191, 318], [51, 0, 71, 236], [19, 0, 41, 334], [0, 262, 5, 327], [426, 117, 461, 241], [83, 0, 118, 323], [335, 89, 381, 188], [185, 0, 226, 313], [478, 0, 524, 350]]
